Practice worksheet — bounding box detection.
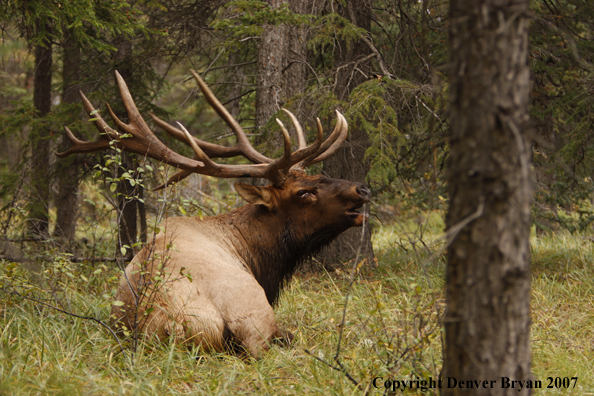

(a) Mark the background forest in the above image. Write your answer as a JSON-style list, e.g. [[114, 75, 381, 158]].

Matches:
[[0, 0, 593, 394]]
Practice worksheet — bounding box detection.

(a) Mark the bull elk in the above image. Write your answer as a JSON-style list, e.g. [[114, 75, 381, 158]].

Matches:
[[57, 70, 370, 358]]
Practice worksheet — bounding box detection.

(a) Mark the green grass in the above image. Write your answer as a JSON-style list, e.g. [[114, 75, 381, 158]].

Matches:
[[1, 224, 593, 395], [530, 232, 594, 395]]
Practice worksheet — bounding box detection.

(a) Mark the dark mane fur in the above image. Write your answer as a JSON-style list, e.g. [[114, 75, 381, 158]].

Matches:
[[248, 221, 349, 305]]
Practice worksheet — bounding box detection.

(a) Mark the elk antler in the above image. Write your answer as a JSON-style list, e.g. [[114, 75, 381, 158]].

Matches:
[[57, 70, 348, 187]]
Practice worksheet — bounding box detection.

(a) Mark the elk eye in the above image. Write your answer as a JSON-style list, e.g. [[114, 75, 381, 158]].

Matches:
[[296, 190, 310, 198]]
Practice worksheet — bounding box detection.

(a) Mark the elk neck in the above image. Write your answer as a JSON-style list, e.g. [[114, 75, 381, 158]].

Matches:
[[214, 203, 346, 305]]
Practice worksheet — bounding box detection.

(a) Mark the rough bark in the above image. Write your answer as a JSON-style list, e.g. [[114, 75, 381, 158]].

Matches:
[[255, 0, 286, 130], [28, 27, 53, 236], [227, 51, 245, 119], [283, 0, 308, 104], [443, 1, 532, 394], [254, 0, 309, 177], [256, 0, 308, 127], [318, 1, 374, 265], [54, 29, 81, 241]]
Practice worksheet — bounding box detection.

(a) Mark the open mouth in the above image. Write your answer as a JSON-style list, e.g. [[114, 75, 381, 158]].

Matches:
[[346, 202, 365, 217]]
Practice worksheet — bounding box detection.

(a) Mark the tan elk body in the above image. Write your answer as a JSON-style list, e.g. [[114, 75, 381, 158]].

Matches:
[[58, 71, 370, 358]]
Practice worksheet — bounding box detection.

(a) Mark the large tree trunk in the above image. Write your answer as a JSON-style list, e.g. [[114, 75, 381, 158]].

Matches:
[[443, 1, 532, 394], [28, 26, 53, 236], [255, 0, 286, 130], [255, 0, 308, 164], [283, 0, 308, 106], [54, 29, 81, 242], [318, 1, 374, 266]]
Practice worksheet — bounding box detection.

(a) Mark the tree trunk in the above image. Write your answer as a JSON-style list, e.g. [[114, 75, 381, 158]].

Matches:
[[54, 28, 81, 242], [114, 39, 139, 263], [283, 0, 308, 105], [443, 1, 532, 394], [227, 51, 245, 119], [255, 0, 286, 130], [255, 0, 308, 165], [28, 26, 53, 236], [318, 1, 374, 266]]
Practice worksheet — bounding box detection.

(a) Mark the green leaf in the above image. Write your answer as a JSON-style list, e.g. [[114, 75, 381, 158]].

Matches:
[[112, 300, 125, 307]]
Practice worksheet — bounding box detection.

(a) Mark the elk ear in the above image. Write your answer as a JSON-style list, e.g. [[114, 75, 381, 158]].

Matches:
[[234, 182, 275, 209]]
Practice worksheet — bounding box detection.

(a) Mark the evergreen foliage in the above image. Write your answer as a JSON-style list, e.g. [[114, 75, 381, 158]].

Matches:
[[529, 0, 594, 231]]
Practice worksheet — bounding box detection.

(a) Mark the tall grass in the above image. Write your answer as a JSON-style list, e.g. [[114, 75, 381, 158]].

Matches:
[[530, 231, 594, 395], [1, 224, 593, 395]]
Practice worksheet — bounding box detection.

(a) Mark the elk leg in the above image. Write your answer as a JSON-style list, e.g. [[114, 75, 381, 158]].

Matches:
[[166, 283, 227, 351], [224, 305, 283, 359]]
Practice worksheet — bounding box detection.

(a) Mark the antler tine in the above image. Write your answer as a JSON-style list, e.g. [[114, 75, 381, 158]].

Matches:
[[281, 108, 306, 149], [286, 110, 344, 170], [56, 126, 111, 157], [190, 70, 273, 164], [80, 90, 120, 139], [304, 111, 348, 166], [290, 117, 325, 170], [112, 71, 153, 135], [177, 122, 214, 165], [263, 119, 293, 183], [152, 169, 192, 191], [105, 102, 130, 135], [150, 122, 214, 189], [150, 113, 244, 159], [56, 90, 123, 157]]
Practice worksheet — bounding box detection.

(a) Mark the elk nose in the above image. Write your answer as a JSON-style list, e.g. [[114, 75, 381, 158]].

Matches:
[[356, 184, 371, 199]]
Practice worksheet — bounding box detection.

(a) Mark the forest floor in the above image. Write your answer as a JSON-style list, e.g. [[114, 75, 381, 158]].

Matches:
[[1, 219, 593, 395]]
